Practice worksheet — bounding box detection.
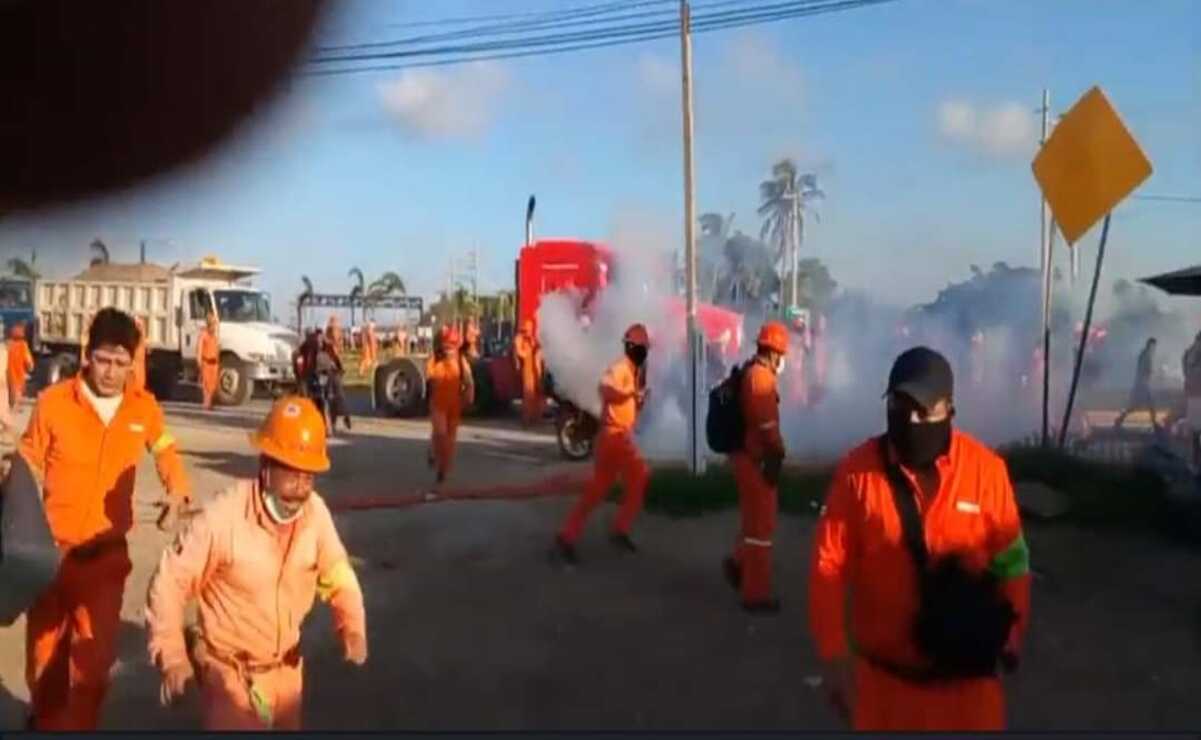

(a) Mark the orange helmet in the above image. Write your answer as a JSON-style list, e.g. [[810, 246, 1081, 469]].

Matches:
[[249, 396, 330, 473], [439, 325, 462, 349], [756, 321, 789, 355], [623, 323, 650, 347], [520, 318, 534, 336]]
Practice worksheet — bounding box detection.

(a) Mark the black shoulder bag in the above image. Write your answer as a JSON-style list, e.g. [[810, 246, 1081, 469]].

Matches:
[[877, 436, 1016, 681]]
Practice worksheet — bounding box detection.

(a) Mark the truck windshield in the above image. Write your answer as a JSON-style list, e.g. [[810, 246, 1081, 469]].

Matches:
[[0, 281, 32, 309], [213, 290, 271, 323]]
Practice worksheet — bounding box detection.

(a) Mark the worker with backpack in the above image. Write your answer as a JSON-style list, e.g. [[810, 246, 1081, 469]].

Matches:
[[709, 321, 789, 614]]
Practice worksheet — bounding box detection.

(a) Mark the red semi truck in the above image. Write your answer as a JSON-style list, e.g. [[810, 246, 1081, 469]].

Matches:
[[371, 197, 744, 417]]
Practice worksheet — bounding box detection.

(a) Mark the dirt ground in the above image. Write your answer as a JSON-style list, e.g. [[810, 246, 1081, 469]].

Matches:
[[2, 394, 1201, 731]]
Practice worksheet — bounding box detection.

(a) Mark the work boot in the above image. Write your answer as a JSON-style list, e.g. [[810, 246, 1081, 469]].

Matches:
[[344, 415, 353, 430], [742, 598, 782, 615], [722, 557, 741, 591], [610, 532, 638, 553], [554, 535, 579, 565]]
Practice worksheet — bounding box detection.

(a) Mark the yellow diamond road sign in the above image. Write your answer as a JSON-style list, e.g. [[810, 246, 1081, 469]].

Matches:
[[1032, 86, 1153, 246]]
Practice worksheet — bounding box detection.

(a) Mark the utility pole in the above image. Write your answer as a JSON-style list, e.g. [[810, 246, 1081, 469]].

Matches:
[[1039, 88, 1053, 447], [790, 190, 800, 310], [680, 0, 702, 474]]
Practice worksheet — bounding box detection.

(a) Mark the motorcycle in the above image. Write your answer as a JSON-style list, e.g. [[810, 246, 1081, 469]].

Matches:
[[555, 398, 598, 461]]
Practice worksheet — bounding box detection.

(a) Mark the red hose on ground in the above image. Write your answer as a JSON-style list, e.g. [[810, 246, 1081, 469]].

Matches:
[[328, 471, 589, 513]]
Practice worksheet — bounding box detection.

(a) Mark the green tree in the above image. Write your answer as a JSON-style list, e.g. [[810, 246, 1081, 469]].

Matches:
[[348, 267, 365, 325], [757, 159, 823, 308], [6, 257, 39, 280]]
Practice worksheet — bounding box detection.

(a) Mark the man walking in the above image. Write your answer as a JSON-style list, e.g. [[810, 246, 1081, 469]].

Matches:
[[20, 307, 191, 730], [808, 347, 1030, 730], [723, 321, 788, 613], [513, 319, 544, 426], [1114, 337, 1158, 431], [146, 396, 366, 730], [425, 326, 473, 486], [555, 324, 651, 563]]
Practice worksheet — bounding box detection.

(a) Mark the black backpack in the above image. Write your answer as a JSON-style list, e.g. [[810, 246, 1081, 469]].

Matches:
[[706, 363, 747, 454]]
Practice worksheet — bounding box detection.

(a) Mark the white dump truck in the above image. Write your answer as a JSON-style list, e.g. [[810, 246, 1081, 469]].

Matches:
[[34, 257, 299, 405]]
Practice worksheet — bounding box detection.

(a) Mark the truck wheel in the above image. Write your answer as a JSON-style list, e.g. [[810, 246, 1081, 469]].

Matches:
[[556, 410, 595, 461], [374, 358, 424, 417], [215, 354, 253, 406]]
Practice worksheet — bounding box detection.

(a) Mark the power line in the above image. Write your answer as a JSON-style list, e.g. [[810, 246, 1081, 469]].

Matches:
[[1131, 194, 1201, 203], [303, 0, 896, 77]]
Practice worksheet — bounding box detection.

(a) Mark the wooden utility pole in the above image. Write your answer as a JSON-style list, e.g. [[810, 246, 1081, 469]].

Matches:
[[680, 0, 702, 473]]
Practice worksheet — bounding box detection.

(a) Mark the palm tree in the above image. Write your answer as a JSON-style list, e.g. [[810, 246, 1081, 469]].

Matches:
[[495, 290, 515, 339], [699, 212, 735, 300], [348, 267, 365, 326], [368, 272, 407, 298], [6, 257, 39, 280], [89, 238, 111, 267], [758, 160, 823, 309], [451, 285, 475, 323]]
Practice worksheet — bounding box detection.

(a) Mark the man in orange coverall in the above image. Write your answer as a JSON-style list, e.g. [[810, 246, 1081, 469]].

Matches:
[[808, 346, 1030, 731], [723, 321, 789, 614], [127, 316, 148, 394], [358, 319, 379, 377], [19, 306, 192, 730], [464, 317, 482, 360], [513, 318, 544, 426], [198, 312, 221, 410], [7, 321, 34, 411], [426, 326, 473, 486], [146, 396, 367, 730], [555, 324, 651, 563]]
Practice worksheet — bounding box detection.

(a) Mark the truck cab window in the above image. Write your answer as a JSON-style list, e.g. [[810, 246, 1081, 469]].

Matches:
[[189, 290, 212, 320]]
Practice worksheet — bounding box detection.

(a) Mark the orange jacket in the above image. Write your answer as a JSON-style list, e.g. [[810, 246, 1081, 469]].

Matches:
[[128, 340, 148, 392], [598, 355, 642, 433], [426, 353, 468, 417], [6, 338, 33, 382], [19, 377, 191, 550], [145, 479, 365, 671], [741, 359, 784, 460], [198, 329, 220, 364], [808, 430, 1031, 668]]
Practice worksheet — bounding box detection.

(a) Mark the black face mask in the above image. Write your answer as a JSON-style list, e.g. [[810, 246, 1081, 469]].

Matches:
[[887, 409, 951, 470], [626, 343, 648, 367]]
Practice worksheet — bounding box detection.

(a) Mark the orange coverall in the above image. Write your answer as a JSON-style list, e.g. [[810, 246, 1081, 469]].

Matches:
[[146, 480, 366, 730], [128, 337, 148, 394], [464, 322, 482, 360], [426, 353, 469, 480], [20, 377, 190, 730], [198, 328, 220, 409], [7, 335, 34, 409], [559, 355, 649, 544], [731, 360, 785, 604], [358, 325, 378, 376], [808, 430, 1031, 731], [513, 332, 544, 425]]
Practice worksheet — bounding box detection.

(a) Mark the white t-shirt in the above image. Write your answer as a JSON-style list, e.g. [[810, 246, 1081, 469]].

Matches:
[[80, 380, 123, 426]]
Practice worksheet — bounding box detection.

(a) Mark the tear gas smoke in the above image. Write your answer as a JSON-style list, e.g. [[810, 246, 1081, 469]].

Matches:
[[539, 224, 1198, 464]]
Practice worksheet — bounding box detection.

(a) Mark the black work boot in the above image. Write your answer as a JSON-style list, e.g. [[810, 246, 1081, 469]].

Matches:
[[742, 598, 782, 615], [554, 535, 579, 565], [344, 415, 353, 430], [610, 532, 638, 553], [722, 557, 742, 591]]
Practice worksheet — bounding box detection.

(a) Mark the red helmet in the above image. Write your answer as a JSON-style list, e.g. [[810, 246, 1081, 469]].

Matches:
[[623, 323, 650, 347], [756, 321, 789, 355]]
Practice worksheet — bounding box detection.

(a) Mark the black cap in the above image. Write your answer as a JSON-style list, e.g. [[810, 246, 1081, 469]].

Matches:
[[885, 346, 953, 410]]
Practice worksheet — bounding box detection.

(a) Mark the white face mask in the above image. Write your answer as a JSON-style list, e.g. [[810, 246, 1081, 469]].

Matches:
[[262, 489, 304, 524]]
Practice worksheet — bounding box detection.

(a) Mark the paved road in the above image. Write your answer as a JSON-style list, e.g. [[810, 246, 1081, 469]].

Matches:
[[2, 396, 1201, 730]]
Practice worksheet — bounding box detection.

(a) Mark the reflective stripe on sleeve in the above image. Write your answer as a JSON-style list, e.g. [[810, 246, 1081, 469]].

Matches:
[[316, 558, 357, 602], [759, 421, 778, 430], [743, 536, 773, 548], [151, 433, 177, 454]]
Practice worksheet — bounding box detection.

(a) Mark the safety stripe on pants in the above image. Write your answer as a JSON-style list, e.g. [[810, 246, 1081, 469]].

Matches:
[[744, 537, 773, 548]]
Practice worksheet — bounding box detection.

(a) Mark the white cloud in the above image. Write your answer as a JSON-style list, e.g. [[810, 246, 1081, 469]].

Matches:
[[937, 99, 1037, 158], [377, 61, 510, 140]]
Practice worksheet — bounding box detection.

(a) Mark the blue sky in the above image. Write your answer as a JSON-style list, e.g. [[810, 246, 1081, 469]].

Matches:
[[1, 0, 1198, 318]]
